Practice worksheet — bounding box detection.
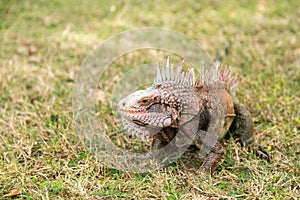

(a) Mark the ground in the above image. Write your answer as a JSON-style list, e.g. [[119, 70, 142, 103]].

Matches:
[[0, 0, 299, 199]]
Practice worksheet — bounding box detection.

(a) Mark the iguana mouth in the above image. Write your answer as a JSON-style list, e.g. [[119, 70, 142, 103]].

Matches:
[[132, 120, 148, 126], [119, 108, 147, 114]]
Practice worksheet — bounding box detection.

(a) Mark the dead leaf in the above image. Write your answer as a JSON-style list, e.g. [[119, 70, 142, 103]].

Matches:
[[28, 44, 38, 55], [19, 37, 32, 46], [2, 188, 21, 198], [29, 56, 41, 63]]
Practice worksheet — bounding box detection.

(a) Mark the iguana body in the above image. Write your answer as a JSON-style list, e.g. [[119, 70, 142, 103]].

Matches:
[[118, 59, 269, 173]]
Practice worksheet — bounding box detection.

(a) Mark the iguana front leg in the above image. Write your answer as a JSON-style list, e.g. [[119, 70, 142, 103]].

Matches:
[[151, 120, 224, 173], [197, 130, 224, 173], [151, 127, 180, 165], [180, 120, 224, 173], [151, 127, 177, 149], [230, 102, 270, 160]]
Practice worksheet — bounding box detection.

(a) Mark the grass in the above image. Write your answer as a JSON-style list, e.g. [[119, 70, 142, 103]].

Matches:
[[1, 0, 300, 199]]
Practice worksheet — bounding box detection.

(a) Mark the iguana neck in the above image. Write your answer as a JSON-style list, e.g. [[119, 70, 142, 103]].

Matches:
[[155, 82, 199, 126]]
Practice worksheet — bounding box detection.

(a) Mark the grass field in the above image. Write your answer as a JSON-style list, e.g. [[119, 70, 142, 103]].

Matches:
[[1, 0, 300, 199]]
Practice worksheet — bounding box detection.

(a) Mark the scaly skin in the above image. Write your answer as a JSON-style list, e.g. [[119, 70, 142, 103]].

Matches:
[[118, 59, 270, 173]]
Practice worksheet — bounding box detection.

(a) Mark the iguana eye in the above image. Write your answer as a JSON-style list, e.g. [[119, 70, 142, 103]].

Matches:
[[138, 98, 151, 106]]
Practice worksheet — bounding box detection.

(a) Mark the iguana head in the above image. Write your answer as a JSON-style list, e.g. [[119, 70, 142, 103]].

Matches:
[[118, 58, 199, 140], [118, 88, 172, 127]]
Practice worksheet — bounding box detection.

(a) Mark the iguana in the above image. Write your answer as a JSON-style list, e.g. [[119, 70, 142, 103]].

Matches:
[[117, 58, 270, 173]]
